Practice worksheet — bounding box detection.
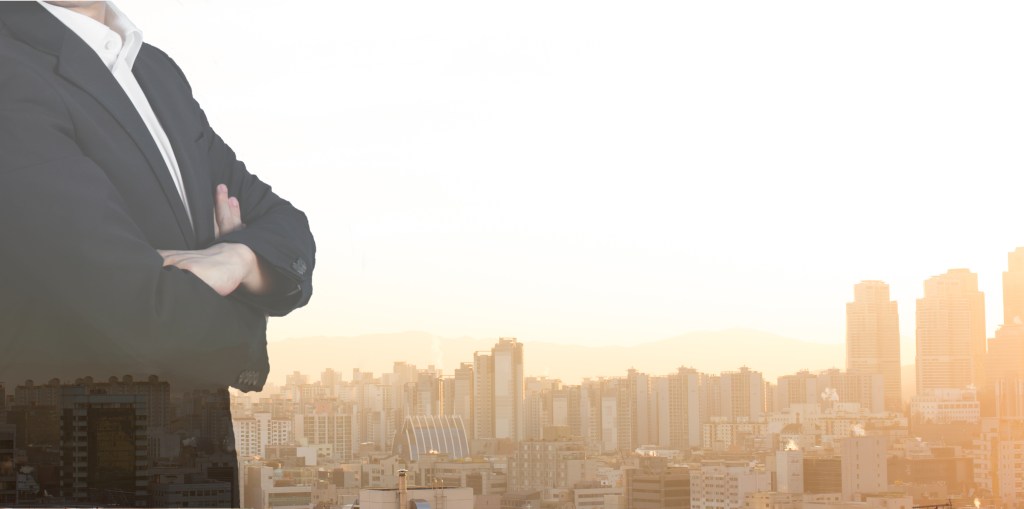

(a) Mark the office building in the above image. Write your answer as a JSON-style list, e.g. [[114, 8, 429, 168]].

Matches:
[[629, 465, 691, 509], [690, 461, 770, 509], [493, 338, 525, 441], [233, 412, 293, 459], [719, 367, 765, 421], [916, 269, 986, 392], [60, 387, 150, 507], [846, 281, 902, 412], [974, 418, 1024, 508]]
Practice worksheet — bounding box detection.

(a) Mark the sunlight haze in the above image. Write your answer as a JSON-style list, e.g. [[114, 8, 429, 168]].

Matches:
[[120, 0, 1024, 353]]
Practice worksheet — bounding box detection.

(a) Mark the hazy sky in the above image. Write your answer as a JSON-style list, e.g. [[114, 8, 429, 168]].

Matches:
[[120, 1, 1024, 355]]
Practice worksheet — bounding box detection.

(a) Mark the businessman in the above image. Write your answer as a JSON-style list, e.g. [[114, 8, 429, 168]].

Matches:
[[0, 1, 315, 506]]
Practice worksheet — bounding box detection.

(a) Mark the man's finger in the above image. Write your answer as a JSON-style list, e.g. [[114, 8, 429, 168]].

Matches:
[[214, 183, 232, 235], [229, 196, 242, 227]]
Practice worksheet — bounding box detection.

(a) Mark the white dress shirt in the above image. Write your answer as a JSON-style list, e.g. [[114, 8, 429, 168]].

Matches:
[[38, 1, 194, 227]]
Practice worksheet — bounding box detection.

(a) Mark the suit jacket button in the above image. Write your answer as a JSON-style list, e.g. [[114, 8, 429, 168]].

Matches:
[[291, 258, 307, 275], [238, 370, 256, 387]]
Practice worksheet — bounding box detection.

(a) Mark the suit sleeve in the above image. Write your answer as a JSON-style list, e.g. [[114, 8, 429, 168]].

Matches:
[[162, 51, 317, 317], [0, 55, 268, 392]]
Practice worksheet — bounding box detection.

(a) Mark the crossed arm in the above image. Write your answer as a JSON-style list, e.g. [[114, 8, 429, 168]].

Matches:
[[159, 184, 288, 298]]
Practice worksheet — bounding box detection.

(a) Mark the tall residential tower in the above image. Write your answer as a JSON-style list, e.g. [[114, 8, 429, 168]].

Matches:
[[916, 269, 986, 393], [473, 337, 525, 441], [846, 280, 901, 412]]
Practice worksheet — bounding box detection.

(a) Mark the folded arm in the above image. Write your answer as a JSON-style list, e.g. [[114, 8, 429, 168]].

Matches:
[[158, 43, 317, 317], [159, 184, 292, 298]]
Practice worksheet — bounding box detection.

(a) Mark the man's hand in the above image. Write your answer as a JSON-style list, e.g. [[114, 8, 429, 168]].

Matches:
[[213, 183, 244, 239], [158, 243, 258, 297], [160, 183, 278, 297]]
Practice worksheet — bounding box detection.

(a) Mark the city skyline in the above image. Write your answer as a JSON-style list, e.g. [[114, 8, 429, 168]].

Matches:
[[252, 248, 1024, 391], [5, 276, 1024, 506]]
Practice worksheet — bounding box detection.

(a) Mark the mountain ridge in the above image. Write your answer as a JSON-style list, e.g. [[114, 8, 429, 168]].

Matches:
[[265, 329, 850, 385]]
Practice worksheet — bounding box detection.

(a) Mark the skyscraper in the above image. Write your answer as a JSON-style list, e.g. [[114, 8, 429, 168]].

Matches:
[[1004, 247, 1024, 325], [718, 367, 764, 420], [983, 253, 1024, 415], [449, 362, 474, 424], [472, 352, 493, 440], [983, 251, 1024, 417], [667, 366, 701, 452], [846, 280, 902, 412], [492, 337, 524, 441], [984, 323, 1024, 418], [473, 337, 525, 441], [60, 388, 150, 507], [916, 269, 986, 393]]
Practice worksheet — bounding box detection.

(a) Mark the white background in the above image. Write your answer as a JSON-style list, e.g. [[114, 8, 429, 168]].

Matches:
[[122, 0, 1024, 357]]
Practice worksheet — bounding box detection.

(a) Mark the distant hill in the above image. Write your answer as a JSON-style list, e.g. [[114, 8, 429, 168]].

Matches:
[[266, 329, 846, 385]]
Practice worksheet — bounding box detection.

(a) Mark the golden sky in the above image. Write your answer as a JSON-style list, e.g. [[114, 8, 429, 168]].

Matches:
[[123, 1, 1024, 351]]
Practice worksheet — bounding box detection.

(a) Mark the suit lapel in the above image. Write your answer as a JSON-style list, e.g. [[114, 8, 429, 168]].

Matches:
[[57, 43, 198, 248], [133, 55, 215, 246], [0, 2, 197, 248]]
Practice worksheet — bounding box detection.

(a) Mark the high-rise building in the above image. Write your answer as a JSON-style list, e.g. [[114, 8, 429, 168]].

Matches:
[[0, 424, 15, 506], [719, 367, 765, 420], [493, 338, 525, 441], [579, 379, 605, 452], [450, 362, 474, 423], [60, 387, 150, 507], [982, 250, 1024, 418], [293, 407, 356, 461], [1004, 247, 1024, 325], [984, 324, 1024, 418], [668, 367, 702, 452], [846, 280, 902, 412], [775, 370, 820, 412], [816, 368, 885, 413], [320, 368, 340, 392], [916, 269, 986, 393], [472, 337, 525, 441], [352, 382, 393, 451], [700, 374, 723, 421], [601, 379, 621, 453], [523, 376, 559, 441], [472, 352, 493, 440], [232, 412, 293, 459], [628, 369, 654, 451], [650, 376, 671, 447], [973, 418, 1024, 507]]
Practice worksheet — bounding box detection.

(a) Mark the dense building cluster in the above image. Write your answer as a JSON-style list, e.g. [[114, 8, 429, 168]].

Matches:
[[4, 250, 1024, 508]]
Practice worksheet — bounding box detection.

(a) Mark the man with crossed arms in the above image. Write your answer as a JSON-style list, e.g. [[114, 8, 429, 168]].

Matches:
[[0, 1, 316, 505]]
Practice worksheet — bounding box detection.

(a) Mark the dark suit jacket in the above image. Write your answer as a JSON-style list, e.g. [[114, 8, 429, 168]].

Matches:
[[0, 2, 315, 393]]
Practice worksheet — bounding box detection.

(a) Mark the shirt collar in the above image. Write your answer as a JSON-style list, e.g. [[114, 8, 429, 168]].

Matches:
[[36, 1, 143, 72]]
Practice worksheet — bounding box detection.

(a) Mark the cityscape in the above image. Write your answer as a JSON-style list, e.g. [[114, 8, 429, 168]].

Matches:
[[4, 248, 1024, 509]]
